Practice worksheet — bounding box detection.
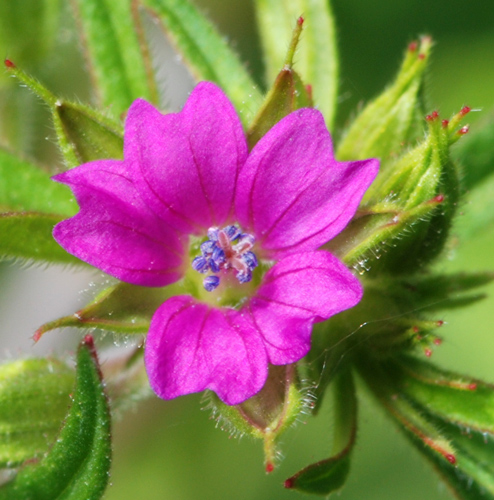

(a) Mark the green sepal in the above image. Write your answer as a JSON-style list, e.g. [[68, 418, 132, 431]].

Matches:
[[350, 108, 467, 274], [246, 17, 311, 149], [391, 356, 494, 434], [33, 281, 185, 340], [454, 109, 494, 191], [311, 271, 491, 366], [205, 364, 304, 472], [5, 61, 123, 167], [0, 358, 74, 467], [358, 355, 458, 468], [254, 0, 338, 129], [326, 195, 444, 270], [72, 0, 158, 117], [359, 355, 494, 498], [337, 37, 431, 163], [285, 368, 357, 495], [141, 0, 262, 127], [0, 336, 112, 500]]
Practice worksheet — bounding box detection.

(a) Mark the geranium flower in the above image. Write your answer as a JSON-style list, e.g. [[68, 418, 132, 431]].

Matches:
[[53, 82, 379, 405]]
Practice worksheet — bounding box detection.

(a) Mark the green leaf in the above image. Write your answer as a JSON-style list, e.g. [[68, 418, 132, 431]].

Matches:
[[0, 147, 83, 264], [73, 0, 158, 117], [5, 61, 123, 167], [246, 17, 311, 149], [454, 109, 494, 191], [337, 37, 431, 163], [34, 282, 179, 340], [0, 336, 112, 500], [285, 368, 357, 495], [0, 212, 81, 264], [141, 0, 262, 127], [255, 0, 338, 129], [0, 358, 74, 467], [0, 148, 75, 215]]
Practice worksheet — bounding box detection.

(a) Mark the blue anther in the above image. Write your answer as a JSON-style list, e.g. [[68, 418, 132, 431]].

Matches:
[[242, 251, 258, 270], [236, 269, 252, 284], [208, 258, 221, 273], [212, 246, 225, 263], [207, 227, 219, 241], [203, 275, 220, 291], [191, 256, 209, 273], [200, 240, 215, 255], [224, 225, 241, 240]]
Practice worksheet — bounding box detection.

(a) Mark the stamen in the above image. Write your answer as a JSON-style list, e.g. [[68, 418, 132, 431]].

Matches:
[[192, 224, 259, 291], [204, 275, 220, 291]]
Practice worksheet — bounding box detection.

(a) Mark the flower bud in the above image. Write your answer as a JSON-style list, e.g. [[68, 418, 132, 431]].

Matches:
[[205, 364, 306, 472], [337, 36, 432, 163]]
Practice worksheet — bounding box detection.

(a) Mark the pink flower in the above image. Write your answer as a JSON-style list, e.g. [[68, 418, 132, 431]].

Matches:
[[53, 82, 378, 405]]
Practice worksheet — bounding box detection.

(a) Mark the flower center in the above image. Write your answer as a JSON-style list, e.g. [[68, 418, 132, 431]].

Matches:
[[191, 225, 258, 292]]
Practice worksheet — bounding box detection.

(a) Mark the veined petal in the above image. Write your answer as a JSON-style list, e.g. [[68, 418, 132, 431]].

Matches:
[[53, 160, 185, 287], [246, 251, 362, 365], [235, 109, 379, 257], [126, 82, 248, 235], [145, 296, 268, 405]]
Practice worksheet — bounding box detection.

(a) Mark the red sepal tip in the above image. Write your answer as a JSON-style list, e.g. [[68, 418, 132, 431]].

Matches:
[[408, 41, 418, 52], [458, 125, 469, 135], [83, 334, 95, 348], [297, 16, 304, 25], [424, 348, 432, 357], [468, 383, 478, 391], [265, 462, 275, 474], [433, 338, 442, 346], [4, 59, 15, 68], [460, 106, 471, 116], [436, 320, 444, 327], [431, 194, 445, 203], [284, 478, 294, 489], [445, 454, 456, 465], [426, 111, 439, 122], [442, 119, 449, 128]]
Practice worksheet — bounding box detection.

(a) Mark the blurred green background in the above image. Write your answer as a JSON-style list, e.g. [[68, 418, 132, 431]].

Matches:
[[1, 0, 494, 499]]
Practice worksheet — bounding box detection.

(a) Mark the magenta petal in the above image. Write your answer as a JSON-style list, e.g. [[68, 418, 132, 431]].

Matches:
[[246, 251, 362, 365], [145, 296, 268, 405], [53, 160, 185, 287], [235, 109, 379, 257], [125, 83, 248, 235]]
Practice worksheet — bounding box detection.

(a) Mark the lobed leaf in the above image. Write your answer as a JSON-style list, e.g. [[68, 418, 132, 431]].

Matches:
[[254, 0, 338, 129], [141, 0, 262, 127], [0, 358, 74, 467], [72, 0, 157, 117], [0, 336, 112, 500]]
